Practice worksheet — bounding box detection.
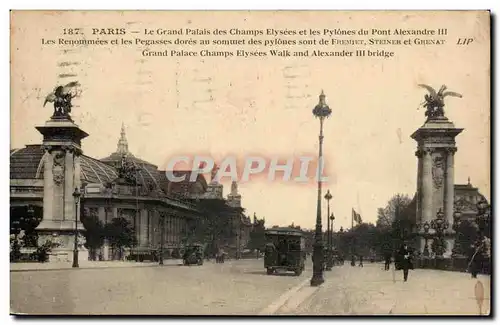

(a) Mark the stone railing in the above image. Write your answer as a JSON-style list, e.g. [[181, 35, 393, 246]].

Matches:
[[414, 256, 491, 275]]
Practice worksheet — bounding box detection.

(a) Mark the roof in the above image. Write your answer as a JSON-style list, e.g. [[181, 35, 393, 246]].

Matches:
[[265, 227, 305, 236], [159, 171, 208, 197], [10, 145, 118, 184]]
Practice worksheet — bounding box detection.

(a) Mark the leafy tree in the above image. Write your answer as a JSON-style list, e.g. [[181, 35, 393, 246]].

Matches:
[[104, 217, 137, 260], [194, 199, 235, 255], [375, 193, 414, 250], [10, 205, 43, 247], [247, 215, 266, 251], [81, 211, 105, 261], [453, 219, 478, 257]]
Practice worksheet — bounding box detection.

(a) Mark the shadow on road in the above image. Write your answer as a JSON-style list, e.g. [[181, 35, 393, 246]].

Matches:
[[244, 270, 302, 277]]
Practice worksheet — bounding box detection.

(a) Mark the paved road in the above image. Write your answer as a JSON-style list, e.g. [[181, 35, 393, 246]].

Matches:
[[11, 259, 311, 315], [276, 263, 491, 315]]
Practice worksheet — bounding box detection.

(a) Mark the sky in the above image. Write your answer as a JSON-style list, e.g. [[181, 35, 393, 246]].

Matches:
[[10, 11, 490, 230]]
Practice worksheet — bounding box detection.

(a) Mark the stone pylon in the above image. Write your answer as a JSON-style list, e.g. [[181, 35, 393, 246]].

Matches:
[[412, 115, 463, 258], [35, 116, 89, 262]]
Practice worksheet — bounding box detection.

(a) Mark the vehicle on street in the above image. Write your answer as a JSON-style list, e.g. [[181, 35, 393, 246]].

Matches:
[[264, 227, 306, 276], [183, 243, 204, 266]]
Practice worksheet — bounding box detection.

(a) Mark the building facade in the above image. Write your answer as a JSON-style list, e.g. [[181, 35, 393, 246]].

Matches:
[[10, 119, 252, 262]]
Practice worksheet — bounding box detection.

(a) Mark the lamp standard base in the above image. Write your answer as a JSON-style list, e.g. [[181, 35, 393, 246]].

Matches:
[[310, 274, 325, 287], [72, 250, 79, 268], [310, 243, 325, 287]]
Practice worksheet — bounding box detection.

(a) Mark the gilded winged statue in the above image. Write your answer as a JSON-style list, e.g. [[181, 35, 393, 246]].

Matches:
[[43, 81, 81, 118], [418, 84, 462, 119]]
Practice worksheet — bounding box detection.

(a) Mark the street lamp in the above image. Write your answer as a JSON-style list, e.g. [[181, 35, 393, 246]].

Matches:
[[451, 208, 463, 257], [421, 221, 430, 257], [159, 211, 165, 265], [311, 90, 332, 287], [430, 208, 449, 258], [476, 198, 490, 237], [329, 213, 335, 249], [72, 187, 81, 268], [324, 190, 332, 248]]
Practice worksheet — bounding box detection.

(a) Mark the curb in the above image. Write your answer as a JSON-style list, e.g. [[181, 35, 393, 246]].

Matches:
[[10, 262, 183, 273], [258, 276, 316, 315]]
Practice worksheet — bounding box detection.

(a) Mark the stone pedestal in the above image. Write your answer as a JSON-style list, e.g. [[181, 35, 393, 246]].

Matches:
[[35, 117, 89, 263], [412, 116, 463, 258]]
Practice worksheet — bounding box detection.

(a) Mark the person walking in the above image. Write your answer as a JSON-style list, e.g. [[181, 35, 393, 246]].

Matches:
[[358, 255, 364, 267], [384, 252, 392, 271], [398, 244, 413, 282], [350, 254, 356, 267], [468, 238, 484, 278]]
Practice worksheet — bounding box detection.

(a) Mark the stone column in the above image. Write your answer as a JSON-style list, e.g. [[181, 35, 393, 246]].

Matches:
[[140, 209, 148, 247], [74, 154, 82, 193], [445, 147, 457, 226], [63, 148, 74, 221], [444, 147, 457, 258], [42, 148, 54, 222], [422, 148, 434, 223]]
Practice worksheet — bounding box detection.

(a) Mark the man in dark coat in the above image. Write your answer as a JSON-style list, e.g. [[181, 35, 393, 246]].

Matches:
[[358, 255, 364, 267], [384, 252, 392, 271], [468, 238, 483, 278], [398, 244, 412, 282]]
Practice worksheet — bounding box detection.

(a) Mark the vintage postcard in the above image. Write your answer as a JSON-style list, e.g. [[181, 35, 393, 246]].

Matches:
[[9, 10, 491, 316]]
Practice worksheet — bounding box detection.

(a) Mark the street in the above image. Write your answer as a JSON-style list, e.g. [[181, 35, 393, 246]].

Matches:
[[276, 262, 491, 315], [11, 259, 490, 315], [10, 258, 310, 315]]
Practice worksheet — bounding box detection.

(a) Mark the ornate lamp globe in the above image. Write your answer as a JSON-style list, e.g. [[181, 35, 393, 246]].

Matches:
[[324, 190, 332, 201], [423, 222, 430, 233], [436, 208, 444, 220], [329, 213, 335, 221], [339, 226, 344, 233], [312, 90, 332, 119], [476, 198, 489, 216], [73, 187, 81, 200]]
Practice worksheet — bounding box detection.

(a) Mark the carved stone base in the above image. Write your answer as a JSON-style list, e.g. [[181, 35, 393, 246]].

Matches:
[[37, 230, 88, 263]]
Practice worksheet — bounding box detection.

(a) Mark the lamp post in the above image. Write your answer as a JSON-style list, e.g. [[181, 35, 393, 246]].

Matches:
[[72, 187, 81, 268], [159, 211, 164, 265], [311, 90, 332, 287], [329, 213, 335, 249], [476, 198, 490, 238], [324, 190, 332, 248], [422, 221, 430, 257], [451, 208, 462, 257], [430, 208, 449, 258]]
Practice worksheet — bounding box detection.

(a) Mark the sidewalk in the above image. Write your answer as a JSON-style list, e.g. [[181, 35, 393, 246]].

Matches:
[[277, 264, 491, 315], [10, 259, 183, 272]]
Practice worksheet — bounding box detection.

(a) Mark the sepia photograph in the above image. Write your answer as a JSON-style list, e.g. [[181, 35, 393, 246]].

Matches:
[[8, 10, 491, 316]]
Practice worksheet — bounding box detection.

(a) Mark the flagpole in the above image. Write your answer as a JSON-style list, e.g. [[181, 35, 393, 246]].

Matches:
[[351, 209, 354, 230]]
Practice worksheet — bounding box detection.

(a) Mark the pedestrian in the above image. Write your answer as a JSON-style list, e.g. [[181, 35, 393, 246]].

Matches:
[[384, 252, 391, 271], [398, 244, 412, 282], [350, 254, 356, 267], [358, 255, 364, 267], [468, 238, 483, 278]]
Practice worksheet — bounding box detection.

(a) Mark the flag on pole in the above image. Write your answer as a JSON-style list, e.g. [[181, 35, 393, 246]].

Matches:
[[352, 208, 362, 224]]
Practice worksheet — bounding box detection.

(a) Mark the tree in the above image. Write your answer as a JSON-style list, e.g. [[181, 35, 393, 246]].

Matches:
[[376, 194, 412, 229], [454, 219, 478, 257], [103, 217, 137, 260], [247, 216, 266, 251], [375, 193, 414, 250], [81, 211, 105, 261], [10, 205, 43, 248]]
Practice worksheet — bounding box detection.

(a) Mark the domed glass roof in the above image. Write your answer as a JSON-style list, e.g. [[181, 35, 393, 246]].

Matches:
[[10, 145, 118, 184]]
